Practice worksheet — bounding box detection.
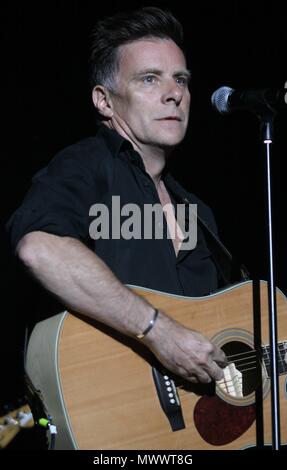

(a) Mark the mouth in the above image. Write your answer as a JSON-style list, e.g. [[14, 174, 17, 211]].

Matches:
[[157, 116, 182, 121]]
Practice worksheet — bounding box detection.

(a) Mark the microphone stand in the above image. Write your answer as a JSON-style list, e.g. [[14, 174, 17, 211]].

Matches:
[[258, 109, 281, 450]]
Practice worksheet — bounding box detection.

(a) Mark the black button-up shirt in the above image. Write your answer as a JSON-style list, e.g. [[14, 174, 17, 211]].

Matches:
[[7, 125, 219, 296]]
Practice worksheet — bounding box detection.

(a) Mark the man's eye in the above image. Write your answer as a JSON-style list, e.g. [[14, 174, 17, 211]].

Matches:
[[176, 76, 188, 86], [142, 75, 157, 84]]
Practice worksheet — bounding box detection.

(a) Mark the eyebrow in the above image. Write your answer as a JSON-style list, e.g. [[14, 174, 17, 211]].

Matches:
[[133, 68, 191, 80]]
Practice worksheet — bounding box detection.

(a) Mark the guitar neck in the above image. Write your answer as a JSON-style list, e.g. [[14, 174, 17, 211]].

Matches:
[[0, 422, 21, 449], [0, 405, 34, 449], [262, 341, 287, 376]]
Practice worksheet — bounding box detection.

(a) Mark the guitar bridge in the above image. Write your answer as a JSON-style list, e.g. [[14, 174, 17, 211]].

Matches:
[[152, 367, 185, 432]]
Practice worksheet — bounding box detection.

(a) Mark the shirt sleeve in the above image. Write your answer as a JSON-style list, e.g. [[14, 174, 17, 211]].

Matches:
[[6, 141, 112, 252]]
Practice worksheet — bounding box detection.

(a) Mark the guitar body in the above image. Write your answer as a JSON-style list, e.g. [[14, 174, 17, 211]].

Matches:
[[26, 280, 287, 449]]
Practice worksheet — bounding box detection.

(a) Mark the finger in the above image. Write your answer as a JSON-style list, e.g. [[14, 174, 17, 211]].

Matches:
[[188, 369, 212, 384], [207, 361, 224, 381], [187, 376, 198, 384], [212, 348, 227, 368], [178, 365, 211, 385]]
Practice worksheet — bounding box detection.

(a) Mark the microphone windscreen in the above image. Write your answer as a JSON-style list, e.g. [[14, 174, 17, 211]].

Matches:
[[211, 86, 234, 114]]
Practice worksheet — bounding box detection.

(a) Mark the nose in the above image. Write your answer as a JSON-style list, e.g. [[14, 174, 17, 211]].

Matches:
[[161, 79, 183, 106]]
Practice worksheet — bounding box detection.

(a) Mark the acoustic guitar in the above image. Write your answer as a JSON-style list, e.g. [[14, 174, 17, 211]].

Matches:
[[25, 280, 287, 449]]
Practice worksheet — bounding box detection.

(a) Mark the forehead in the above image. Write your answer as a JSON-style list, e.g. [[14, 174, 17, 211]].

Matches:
[[117, 38, 187, 75]]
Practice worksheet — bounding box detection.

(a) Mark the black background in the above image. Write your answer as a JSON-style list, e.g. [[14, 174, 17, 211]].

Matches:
[[1, 0, 287, 449]]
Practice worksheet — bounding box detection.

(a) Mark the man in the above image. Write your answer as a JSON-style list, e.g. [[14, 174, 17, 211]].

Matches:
[[7, 7, 226, 385]]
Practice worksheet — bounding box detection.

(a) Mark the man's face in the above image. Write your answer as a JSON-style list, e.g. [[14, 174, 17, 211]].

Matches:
[[108, 38, 191, 151]]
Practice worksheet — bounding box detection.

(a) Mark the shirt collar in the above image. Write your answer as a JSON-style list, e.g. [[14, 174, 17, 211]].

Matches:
[[96, 124, 146, 170], [96, 124, 191, 202], [96, 124, 134, 157], [163, 172, 192, 205]]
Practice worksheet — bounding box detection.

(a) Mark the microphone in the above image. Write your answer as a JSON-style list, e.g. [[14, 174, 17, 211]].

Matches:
[[211, 85, 287, 114]]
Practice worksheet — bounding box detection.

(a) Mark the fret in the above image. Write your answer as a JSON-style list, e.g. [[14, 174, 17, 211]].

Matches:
[[281, 341, 287, 373], [278, 344, 285, 374], [262, 345, 270, 377], [262, 341, 287, 377]]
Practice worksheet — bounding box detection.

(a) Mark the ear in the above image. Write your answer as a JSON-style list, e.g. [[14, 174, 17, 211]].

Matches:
[[92, 85, 114, 118]]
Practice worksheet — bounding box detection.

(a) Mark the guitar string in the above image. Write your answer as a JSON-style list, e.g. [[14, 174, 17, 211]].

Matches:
[[226, 358, 286, 372], [170, 345, 287, 393], [214, 358, 286, 389], [226, 346, 287, 361], [175, 354, 286, 389], [225, 351, 287, 367], [177, 361, 286, 393], [174, 349, 286, 387], [229, 359, 257, 368], [178, 366, 260, 394], [179, 365, 287, 393], [227, 354, 287, 368]]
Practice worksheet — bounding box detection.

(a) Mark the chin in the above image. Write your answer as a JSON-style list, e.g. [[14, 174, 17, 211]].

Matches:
[[157, 140, 182, 151], [158, 133, 185, 147]]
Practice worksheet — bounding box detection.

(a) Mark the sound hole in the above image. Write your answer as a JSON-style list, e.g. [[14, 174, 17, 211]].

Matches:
[[220, 341, 260, 397]]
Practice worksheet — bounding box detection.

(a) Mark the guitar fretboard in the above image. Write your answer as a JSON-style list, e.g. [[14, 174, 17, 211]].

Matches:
[[262, 341, 287, 376]]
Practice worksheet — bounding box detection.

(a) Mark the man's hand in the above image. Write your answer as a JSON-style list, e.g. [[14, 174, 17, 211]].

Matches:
[[143, 311, 227, 384]]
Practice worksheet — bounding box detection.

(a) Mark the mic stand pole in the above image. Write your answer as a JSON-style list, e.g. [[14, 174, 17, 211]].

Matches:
[[259, 110, 281, 450]]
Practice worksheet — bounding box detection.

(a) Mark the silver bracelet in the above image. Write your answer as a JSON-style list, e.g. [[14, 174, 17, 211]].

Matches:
[[136, 309, 159, 339]]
